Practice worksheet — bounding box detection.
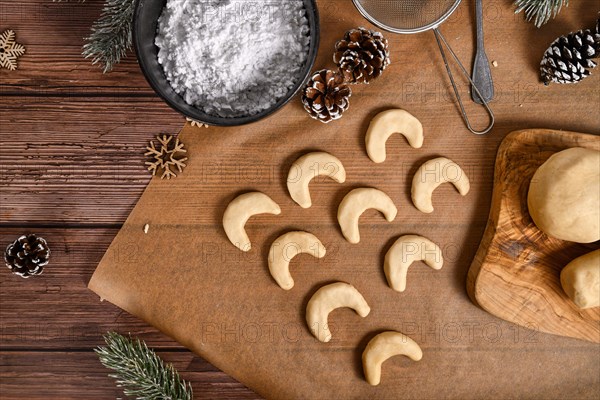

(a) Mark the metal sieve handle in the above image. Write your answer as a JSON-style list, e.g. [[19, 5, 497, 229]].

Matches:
[[433, 28, 494, 135]]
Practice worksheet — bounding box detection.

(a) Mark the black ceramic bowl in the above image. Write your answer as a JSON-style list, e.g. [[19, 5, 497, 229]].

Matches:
[[133, 0, 319, 126]]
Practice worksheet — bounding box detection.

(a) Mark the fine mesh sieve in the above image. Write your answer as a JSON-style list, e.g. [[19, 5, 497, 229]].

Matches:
[[352, 0, 494, 134]]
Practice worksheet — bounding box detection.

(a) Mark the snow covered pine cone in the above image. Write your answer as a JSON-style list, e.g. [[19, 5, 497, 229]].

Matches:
[[301, 69, 351, 123], [540, 16, 600, 84], [334, 27, 390, 84], [4, 234, 50, 278]]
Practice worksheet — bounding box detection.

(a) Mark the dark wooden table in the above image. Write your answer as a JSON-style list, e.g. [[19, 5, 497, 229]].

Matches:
[[1, 1, 599, 398]]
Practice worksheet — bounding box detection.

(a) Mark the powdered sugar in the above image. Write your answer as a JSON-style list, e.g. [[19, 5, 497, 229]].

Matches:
[[156, 0, 310, 118]]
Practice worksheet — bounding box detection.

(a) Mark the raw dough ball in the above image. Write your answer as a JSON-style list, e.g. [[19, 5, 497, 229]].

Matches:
[[527, 147, 600, 243], [560, 249, 600, 309]]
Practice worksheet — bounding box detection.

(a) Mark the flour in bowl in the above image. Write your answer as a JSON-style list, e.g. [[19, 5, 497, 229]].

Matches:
[[155, 0, 311, 118]]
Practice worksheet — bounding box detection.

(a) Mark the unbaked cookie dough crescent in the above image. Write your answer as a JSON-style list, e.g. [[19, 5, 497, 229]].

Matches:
[[337, 188, 397, 244], [365, 109, 424, 163], [362, 331, 423, 386], [268, 231, 326, 290], [222, 192, 281, 252], [287, 151, 346, 208], [306, 282, 370, 342], [411, 157, 470, 213]]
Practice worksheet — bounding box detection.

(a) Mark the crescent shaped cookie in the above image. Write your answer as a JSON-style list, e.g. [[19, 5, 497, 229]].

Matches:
[[223, 192, 281, 251]]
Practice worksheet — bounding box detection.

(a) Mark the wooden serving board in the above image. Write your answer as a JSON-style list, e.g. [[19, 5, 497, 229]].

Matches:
[[467, 129, 600, 343]]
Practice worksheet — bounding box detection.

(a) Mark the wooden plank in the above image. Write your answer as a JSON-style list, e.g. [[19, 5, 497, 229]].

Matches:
[[1, 227, 599, 398], [0, 226, 477, 349], [1, 0, 599, 95], [0, 1, 596, 399], [0, 0, 151, 95], [0, 97, 183, 225], [0, 351, 260, 399], [1, 347, 598, 400], [0, 227, 184, 348], [0, 0, 389, 95], [1, 0, 599, 225], [2, 85, 599, 226]]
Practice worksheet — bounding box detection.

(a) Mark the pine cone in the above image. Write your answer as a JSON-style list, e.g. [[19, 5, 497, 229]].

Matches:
[[4, 234, 50, 278], [301, 69, 351, 123], [333, 27, 390, 84], [540, 17, 600, 84]]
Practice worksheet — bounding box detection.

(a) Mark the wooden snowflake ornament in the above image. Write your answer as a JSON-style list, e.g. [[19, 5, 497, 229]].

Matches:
[[145, 135, 188, 179], [186, 117, 209, 128], [0, 30, 25, 71]]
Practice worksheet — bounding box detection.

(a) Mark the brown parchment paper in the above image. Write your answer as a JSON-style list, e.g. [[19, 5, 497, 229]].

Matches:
[[89, 2, 600, 399]]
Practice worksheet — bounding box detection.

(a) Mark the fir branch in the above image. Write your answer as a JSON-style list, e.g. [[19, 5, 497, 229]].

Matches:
[[95, 332, 193, 399], [514, 0, 569, 28], [82, 0, 135, 73]]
